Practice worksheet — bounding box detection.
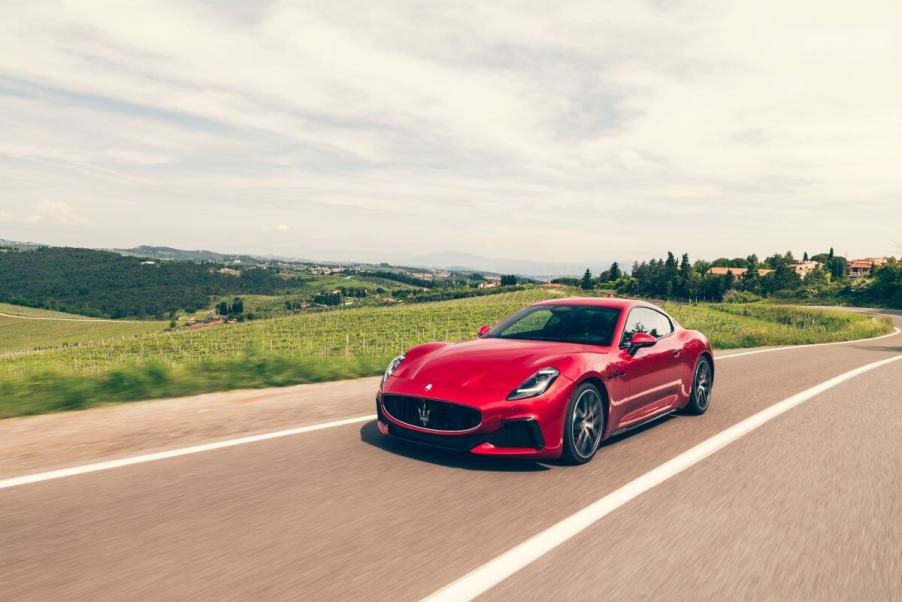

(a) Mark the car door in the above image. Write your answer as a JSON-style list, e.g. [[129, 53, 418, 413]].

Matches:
[[618, 307, 683, 424]]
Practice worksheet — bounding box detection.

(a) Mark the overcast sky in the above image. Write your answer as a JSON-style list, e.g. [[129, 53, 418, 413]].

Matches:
[[1, 0, 900, 267]]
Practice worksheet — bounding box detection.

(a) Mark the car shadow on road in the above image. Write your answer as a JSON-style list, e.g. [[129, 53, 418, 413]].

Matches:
[[359, 421, 550, 472], [600, 413, 678, 448]]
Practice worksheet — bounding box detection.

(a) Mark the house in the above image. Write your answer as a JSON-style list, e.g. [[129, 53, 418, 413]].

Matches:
[[848, 257, 887, 278], [707, 266, 773, 278], [218, 267, 240, 276], [792, 260, 821, 278]]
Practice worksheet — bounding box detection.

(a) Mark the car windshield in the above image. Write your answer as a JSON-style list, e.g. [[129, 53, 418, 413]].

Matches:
[[487, 304, 621, 346]]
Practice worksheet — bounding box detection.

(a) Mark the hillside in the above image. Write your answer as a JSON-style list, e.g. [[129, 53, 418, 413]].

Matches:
[[0, 247, 298, 319], [0, 303, 166, 354], [117, 245, 269, 266]]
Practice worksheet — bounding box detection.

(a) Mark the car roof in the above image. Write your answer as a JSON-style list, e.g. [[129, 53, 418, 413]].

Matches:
[[533, 296, 656, 311]]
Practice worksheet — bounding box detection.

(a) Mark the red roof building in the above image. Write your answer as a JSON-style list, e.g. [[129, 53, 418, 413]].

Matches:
[[849, 257, 887, 278]]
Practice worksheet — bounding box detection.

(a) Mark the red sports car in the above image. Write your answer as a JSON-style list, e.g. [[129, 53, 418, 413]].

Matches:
[[376, 297, 713, 464]]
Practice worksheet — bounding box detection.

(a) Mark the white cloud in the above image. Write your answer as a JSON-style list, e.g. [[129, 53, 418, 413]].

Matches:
[[0, 0, 899, 262], [36, 200, 87, 224], [0, 200, 88, 226]]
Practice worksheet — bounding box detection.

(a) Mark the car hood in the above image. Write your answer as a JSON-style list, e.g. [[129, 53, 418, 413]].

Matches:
[[395, 337, 602, 391]]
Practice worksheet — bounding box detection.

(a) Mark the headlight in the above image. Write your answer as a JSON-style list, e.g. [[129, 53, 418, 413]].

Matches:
[[506, 367, 559, 401], [383, 354, 405, 382]]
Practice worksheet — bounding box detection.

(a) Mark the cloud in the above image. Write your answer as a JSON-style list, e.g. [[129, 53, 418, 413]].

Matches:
[[0, 200, 88, 225], [36, 200, 87, 224], [261, 224, 290, 232], [0, 1, 899, 261]]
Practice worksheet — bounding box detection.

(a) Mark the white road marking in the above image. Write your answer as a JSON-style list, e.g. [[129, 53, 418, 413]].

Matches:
[[424, 353, 902, 602], [0, 414, 375, 490], [716, 326, 900, 361]]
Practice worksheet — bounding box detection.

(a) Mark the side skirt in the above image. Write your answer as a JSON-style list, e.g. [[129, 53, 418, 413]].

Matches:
[[609, 408, 676, 438]]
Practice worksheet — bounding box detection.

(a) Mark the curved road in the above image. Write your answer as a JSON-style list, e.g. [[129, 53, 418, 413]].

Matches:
[[1, 313, 901, 600]]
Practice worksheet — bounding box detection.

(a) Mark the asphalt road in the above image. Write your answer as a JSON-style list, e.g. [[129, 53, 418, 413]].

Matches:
[[2, 314, 901, 601]]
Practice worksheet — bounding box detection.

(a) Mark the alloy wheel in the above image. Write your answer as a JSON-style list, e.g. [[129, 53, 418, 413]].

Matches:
[[695, 361, 712, 410], [571, 388, 603, 458]]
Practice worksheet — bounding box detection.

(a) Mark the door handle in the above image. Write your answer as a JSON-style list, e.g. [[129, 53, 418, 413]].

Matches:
[[671, 350, 680, 357]]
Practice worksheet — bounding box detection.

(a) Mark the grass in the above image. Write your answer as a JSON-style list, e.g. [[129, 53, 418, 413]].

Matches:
[[0, 290, 892, 418], [664, 303, 892, 348], [0, 303, 167, 355]]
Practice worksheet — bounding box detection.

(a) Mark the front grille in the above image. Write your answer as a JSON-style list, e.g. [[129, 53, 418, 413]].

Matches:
[[382, 394, 481, 432]]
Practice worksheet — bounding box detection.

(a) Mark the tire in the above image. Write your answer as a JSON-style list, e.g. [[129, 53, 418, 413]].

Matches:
[[684, 356, 713, 415], [561, 383, 606, 465]]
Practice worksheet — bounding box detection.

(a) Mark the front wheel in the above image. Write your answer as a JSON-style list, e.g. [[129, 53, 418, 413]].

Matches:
[[561, 383, 605, 465], [684, 356, 713, 415]]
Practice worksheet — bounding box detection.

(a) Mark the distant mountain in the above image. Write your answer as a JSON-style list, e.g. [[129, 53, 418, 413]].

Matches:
[[117, 245, 266, 265], [404, 251, 622, 279]]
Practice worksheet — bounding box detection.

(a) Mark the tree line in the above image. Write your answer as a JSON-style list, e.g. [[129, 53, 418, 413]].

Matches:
[[0, 247, 297, 319], [559, 248, 900, 306]]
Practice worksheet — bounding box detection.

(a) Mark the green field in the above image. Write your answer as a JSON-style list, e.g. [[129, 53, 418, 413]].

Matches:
[[0, 303, 167, 354], [0, 290, 892, 418]]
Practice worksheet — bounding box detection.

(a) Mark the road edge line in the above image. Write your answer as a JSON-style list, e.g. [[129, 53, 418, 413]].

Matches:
[[423, 353, 902, 601], [0, 414, 375, 490], [716, 326, 900, 361]]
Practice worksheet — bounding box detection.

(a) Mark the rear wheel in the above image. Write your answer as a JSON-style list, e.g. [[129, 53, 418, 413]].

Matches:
[[684, 356, 713, 415], [561, 383, 605, 464]]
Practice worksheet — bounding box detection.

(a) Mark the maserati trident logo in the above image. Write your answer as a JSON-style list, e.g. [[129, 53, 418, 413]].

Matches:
[[424, 383, 433, 392], [417, 401, 431, 426]]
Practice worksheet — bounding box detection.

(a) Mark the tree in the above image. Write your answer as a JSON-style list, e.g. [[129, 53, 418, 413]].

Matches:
[[827, 256, 848, 280], [761, 260, 801, 295], [230, 298, 244, 314], [677, 253, 692, 297], [500, 274, 517, 286], [701, 274, 728, 302], [217, 301, 229, 316], [741, 257, 760, 294], [828, 247, 834, 260], [608, 262, 621, 281], [693, 259, 712, 275], [805, 264, 828, 286], [663, 252, 678, 297], [803, 251, 809, 261], [581, 269, 594, 290]]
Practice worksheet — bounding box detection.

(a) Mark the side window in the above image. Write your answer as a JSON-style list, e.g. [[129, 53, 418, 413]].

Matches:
[[622, 308, 652, 345], [621, 308, 673, 344], [650, 310, 674, 337]]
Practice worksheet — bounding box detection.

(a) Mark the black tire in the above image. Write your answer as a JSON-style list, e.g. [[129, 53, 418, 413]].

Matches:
[[684, 356, 713, 415], [561, 383, 606, 465]]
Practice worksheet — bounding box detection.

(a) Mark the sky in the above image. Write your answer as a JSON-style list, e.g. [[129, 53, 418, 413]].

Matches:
[[0, 0, 900, 269]]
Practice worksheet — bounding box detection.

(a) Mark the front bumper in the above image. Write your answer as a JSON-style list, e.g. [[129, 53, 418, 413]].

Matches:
[[375, 378, 573, 459]]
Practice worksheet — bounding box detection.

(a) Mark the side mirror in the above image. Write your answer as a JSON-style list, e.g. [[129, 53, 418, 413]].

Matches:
[[627, 332, 657, 356], [477, 324, 491, 338]]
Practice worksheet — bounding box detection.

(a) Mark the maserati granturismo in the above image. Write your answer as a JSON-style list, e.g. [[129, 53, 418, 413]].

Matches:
[[375, 297, 713, 464]]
